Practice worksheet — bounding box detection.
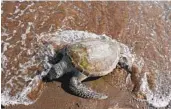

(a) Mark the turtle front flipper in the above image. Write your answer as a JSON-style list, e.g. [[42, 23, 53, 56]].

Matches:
[[69, 71, 108, 100]]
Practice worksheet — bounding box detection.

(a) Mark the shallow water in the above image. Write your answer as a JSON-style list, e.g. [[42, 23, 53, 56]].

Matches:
[[1, 1, 171, 108]]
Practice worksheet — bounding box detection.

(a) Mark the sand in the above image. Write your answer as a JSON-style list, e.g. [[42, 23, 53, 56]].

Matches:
[[2, 1, 171, 109]]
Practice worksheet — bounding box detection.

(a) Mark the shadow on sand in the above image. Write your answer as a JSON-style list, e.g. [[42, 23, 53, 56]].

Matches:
[[42, 72, 101, 98]]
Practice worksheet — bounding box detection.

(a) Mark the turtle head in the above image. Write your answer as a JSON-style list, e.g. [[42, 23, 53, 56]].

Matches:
[[42, 67, 58, 82], [42, 66, 65, 82]]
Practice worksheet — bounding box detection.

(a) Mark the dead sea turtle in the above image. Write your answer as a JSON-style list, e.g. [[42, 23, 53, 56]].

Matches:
[[43, 38, 133, 99]]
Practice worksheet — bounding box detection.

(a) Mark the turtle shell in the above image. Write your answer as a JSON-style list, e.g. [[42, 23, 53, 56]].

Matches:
[[67, 39, 121, 76]]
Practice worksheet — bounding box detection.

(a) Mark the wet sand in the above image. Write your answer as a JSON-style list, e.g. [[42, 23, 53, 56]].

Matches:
[[2, 1, 171, 109]]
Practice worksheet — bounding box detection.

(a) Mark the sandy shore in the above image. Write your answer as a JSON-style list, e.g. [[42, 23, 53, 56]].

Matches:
[[2, 1, 171, 109], [6, 69, 148, 109]]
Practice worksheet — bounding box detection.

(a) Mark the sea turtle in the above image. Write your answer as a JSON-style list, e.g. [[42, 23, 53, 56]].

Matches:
[[43, 38, 133, 99]]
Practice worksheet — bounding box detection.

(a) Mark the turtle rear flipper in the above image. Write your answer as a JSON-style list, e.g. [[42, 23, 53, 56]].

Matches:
[[69, 72, 108, 99]]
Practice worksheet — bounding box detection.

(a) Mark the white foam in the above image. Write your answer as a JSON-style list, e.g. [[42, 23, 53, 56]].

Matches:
[[139, 71, 171, 108], [1, 75, 41, 106], [39, 30, 113, 47]]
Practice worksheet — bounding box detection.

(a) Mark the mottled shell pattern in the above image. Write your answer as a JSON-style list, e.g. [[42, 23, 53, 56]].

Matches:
[[67, 39, 121, 76]]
